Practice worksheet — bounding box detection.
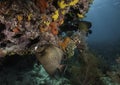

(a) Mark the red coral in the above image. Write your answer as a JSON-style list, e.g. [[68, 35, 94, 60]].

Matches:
[[49, 22, 59, 35], [34, 0, 48, 13], [12, 27, 20, 33]]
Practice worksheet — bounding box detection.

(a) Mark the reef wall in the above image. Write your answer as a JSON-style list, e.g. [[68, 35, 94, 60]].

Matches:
[[0, 0, 103, 85]]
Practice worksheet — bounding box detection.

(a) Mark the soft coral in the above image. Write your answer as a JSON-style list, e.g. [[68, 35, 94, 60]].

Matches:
[[49, 22, 59, 35]]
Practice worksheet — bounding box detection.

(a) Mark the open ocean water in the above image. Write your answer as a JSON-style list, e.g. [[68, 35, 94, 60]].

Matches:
[[84, 0, 120, 65]]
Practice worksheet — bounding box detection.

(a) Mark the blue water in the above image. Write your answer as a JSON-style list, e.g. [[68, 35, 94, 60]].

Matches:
[[85, 0, 120, 64]]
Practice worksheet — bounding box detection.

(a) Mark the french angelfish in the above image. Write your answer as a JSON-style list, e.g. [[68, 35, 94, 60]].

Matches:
[[35, 44, 64, 75]]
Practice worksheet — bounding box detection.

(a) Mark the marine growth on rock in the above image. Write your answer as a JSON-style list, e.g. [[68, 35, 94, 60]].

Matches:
[[0, 0, 92, 75]]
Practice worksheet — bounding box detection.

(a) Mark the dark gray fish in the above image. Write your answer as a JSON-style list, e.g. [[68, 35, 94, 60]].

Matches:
[[60, 21, 92, 32], [35, 44, 63, 75]]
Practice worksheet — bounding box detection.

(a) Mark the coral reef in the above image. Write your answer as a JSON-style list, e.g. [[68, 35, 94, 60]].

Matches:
[[102, 56, 120, 85], [0, 0, 106, 85], [0, 0, 92, 74]]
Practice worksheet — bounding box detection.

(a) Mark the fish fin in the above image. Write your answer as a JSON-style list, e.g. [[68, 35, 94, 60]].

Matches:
[[58, 65, 67, 75]]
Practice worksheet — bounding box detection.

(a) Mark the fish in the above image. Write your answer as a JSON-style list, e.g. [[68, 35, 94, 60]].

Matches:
[[78, 21, 92, 29], [35, 44, 64, 75], [60, 21, 92, 32]]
